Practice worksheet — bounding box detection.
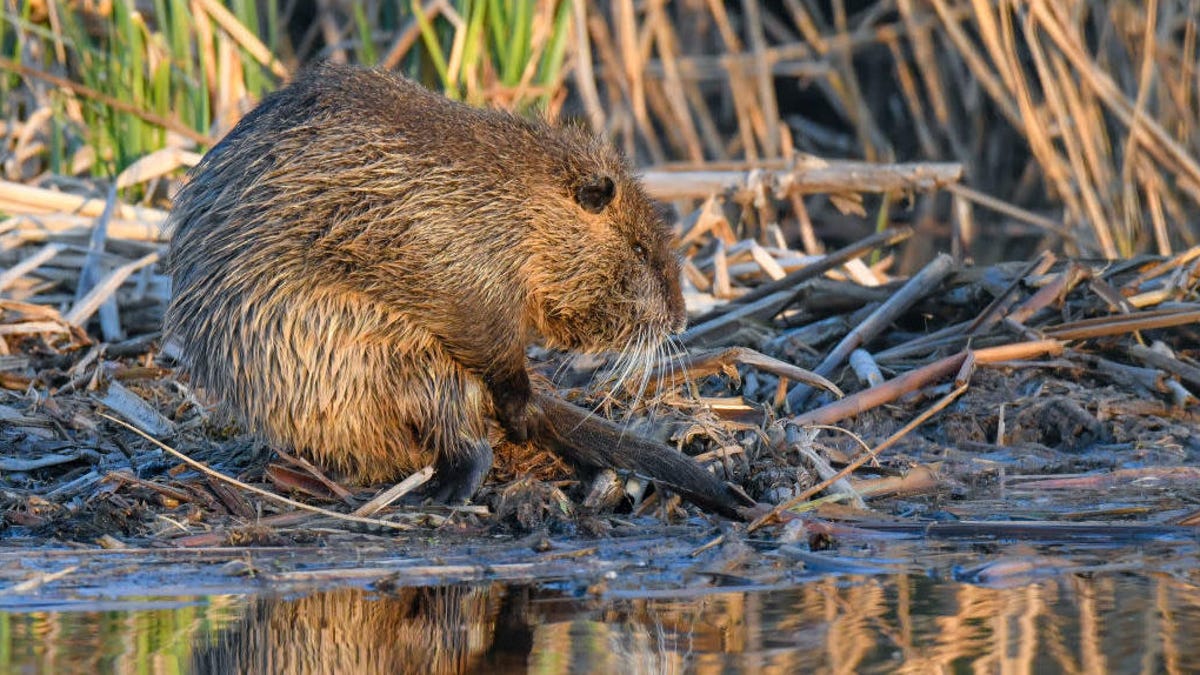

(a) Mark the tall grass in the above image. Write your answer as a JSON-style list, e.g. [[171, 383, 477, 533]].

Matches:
[[0, 0, 263, 179], [0, 0, 572, 184], [413, 0, 572, 109]]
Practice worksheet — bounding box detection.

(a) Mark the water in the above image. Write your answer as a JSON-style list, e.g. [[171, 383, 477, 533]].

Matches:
[[1, 530, 1197, 674]]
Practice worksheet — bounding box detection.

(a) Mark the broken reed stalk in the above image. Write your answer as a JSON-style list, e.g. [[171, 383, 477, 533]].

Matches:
[[115, 147, 203, 190], [1044, 308, 1200, 340], [786, 424, 868, 510], [639, 160, 964, 201], [646, 346, 843, 397], [274, 447, 358, 506], [870, 256, 1074, 364], [1124, 245, 1200, 291], [0, 179, 169, 225], [65, 252, 159, 327], [2, 565, 81, 595], [0, 57, 212, 146], [353, 467, 435, 517], [751, 378, 973, 532], [792, 340, 1064, 428], [193, 0, 289, 79], [0, 244, 65, 292], [857, 520, 1199, 541], [944, 183, 1075, 242], [1126, 344, 1200, 391], [1011, 466, 1200, 490], [965, 251, 1057, 334], [98, 413, 415, 532], [691, 225, 914, 324], [72, 184, 117, 340], [681, 290, 794, 345], [1006, 264, 1090, 325], [787, 252, 957, 409]]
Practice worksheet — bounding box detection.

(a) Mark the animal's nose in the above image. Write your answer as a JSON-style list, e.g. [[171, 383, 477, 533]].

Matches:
[[670, 311, 687, 335]]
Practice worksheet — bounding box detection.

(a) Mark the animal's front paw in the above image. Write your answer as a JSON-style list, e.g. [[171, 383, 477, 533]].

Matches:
[[495, 393, 546, 444]]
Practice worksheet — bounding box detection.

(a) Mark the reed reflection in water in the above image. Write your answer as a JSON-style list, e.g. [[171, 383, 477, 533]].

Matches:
[[2, 569, 1197, 673], [182, 571, 1199, 674]]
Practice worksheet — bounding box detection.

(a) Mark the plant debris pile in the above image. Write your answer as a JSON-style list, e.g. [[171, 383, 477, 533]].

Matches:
[[2, 178, 1198, 546], [2, 0, 1200, 548]]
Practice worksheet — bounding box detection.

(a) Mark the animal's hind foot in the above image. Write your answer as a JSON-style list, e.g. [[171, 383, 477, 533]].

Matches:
[[430, 440, 494, 503]]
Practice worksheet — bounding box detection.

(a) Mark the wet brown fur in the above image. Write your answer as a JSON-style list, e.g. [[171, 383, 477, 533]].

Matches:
[[165, 63, 685, 500]]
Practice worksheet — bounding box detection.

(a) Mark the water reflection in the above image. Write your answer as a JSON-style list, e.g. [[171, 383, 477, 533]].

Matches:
[[192, 585, 503, 673], [5, 568, 1194, 673]]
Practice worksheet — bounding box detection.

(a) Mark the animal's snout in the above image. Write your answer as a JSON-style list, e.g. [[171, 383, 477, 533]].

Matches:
[[670, 310, 687, 335]]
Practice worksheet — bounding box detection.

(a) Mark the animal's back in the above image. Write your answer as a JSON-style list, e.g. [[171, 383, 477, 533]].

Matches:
[[164, 65, 517, 481]]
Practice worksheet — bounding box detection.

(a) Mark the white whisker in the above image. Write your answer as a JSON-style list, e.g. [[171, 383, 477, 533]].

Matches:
[[666, 334, 693, 399], [551, 351, 577, 385], [583, 332, 636, 430], [632, 333, 654, 412]]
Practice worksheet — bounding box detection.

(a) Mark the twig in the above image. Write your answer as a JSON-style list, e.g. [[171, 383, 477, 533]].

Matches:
[[792, 340, 1063, 427], [751, 378, 971, 533], [194, 0, 289, 79], [99, 413, 415, 532], [692, 225, 913, 324], [787, 252, 956, 409], [353, 467, 435, 517], [65, 252, 160, 327], [640, 161, 963, 201], [0, 57, 211, 146], [1045, 308, 1200, 341]]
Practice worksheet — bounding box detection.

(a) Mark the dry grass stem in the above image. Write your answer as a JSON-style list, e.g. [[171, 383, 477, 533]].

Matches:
[[99, 414, 416, 532]]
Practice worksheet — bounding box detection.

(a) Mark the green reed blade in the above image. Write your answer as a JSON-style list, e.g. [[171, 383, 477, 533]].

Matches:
[[353, 3, 377, 65], [414, 0, 450, 89], [460, 0, 487, 91], [505, 0, 532, 86], [536, 0, 572, 103]]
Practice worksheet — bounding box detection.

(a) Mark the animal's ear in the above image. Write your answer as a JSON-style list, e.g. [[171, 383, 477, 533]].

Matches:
[[575, 175, 616, 214]]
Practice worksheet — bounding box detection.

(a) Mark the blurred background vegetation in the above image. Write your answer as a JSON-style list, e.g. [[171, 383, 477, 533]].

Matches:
[[2, 1, 1199, 260]]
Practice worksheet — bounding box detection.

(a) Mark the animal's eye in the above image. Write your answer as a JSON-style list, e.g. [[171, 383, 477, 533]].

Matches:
[[632, 243, 647, 259]]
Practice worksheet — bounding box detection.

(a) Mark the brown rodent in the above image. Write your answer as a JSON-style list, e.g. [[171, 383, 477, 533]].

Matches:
[[164, 62, 689, 502]]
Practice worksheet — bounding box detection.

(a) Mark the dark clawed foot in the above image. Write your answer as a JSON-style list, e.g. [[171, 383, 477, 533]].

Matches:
[[495, 392, 537, 444], [431, 441, 494, 504]]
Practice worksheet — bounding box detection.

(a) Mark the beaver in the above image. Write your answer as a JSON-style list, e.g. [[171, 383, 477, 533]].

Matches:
[[164, 62, 699, 504]]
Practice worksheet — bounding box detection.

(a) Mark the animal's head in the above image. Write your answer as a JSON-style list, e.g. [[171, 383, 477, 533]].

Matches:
[[522, 126, 685, 357]]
